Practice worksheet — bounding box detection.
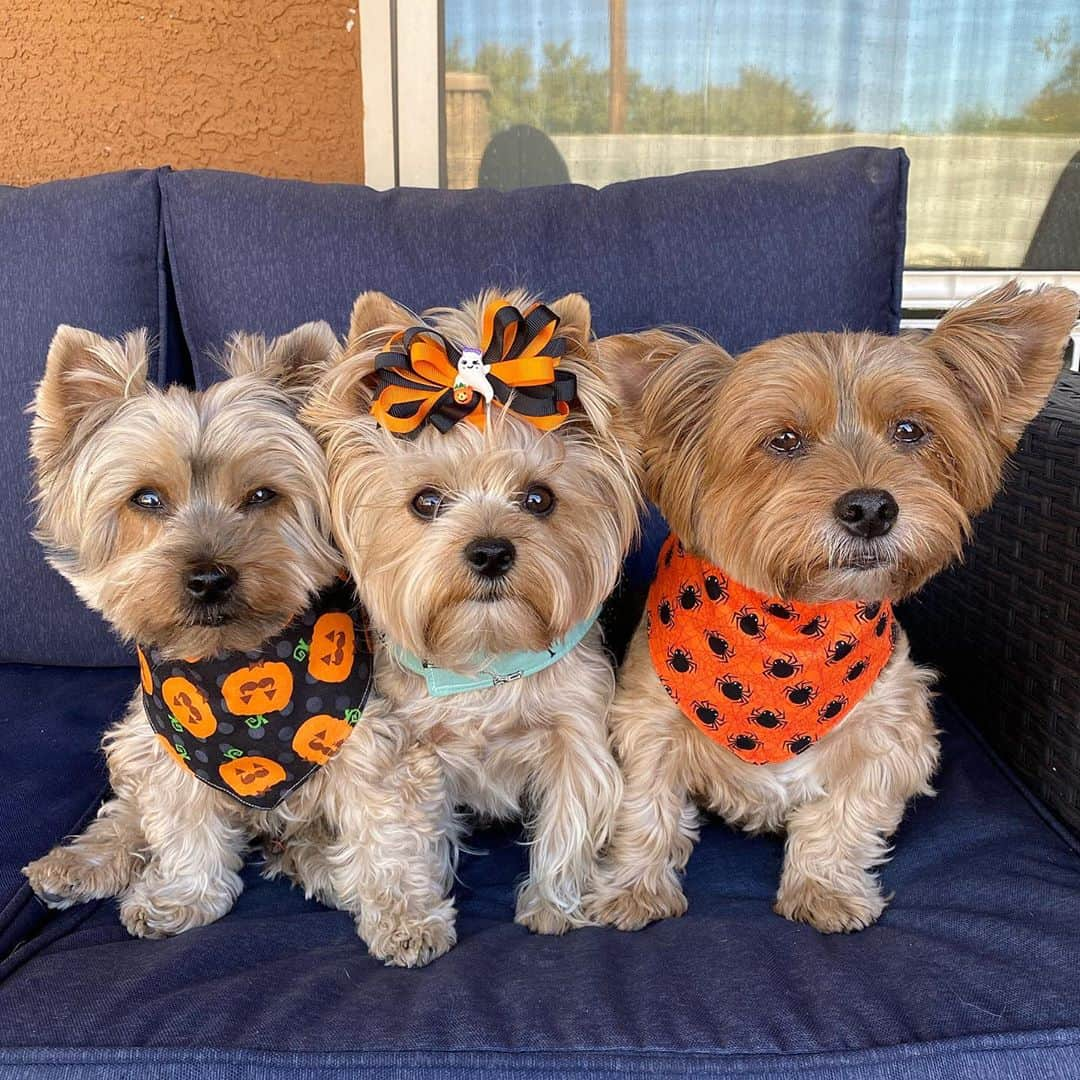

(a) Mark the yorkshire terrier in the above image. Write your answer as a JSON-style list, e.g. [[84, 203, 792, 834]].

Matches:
[[22, 323, 448, 964], [586, 281, 1078, 933], [301, 288, 642, 937]]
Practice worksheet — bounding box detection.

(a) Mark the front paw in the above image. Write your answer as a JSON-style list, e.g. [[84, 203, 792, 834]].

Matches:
[[364, 901, 457, 968], [584, 878, 688, 931], [514, 882, 590, 935], [24, 847, 127, 908], [119, 875, 241, 939], [774, 875, 886, 933]]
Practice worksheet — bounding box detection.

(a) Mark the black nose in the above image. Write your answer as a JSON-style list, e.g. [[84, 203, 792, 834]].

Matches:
[[185, 564, 238, 603], [833, 488, 899, 539], [464, 537, 516, 579]]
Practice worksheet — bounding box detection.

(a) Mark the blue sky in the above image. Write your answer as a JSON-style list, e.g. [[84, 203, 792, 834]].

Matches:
[[444, 0, 1076, 131]]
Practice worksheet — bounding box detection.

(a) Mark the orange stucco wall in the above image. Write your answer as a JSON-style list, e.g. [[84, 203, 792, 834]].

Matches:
[[0, 1, 364, 186]]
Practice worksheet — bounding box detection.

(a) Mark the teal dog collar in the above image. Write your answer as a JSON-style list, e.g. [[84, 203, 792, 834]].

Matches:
[[386, 608, 601, 697]]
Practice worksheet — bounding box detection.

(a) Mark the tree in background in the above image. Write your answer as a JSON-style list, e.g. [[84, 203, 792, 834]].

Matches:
[[445, 39, 850, 135], [954, 18, 1079, 134]]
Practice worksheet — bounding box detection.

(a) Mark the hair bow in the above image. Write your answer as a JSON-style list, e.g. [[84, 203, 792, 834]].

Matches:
[[370, 299, 576, 435]]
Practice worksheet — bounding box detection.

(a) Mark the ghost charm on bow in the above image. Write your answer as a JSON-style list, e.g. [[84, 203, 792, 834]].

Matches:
[[454, 348, 494, 406]]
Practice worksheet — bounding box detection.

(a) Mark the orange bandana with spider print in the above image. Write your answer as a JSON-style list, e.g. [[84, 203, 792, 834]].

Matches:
[[647, 534, 895, 765]]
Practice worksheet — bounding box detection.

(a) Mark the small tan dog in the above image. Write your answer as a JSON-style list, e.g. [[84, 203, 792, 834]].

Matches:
[[586, 281, 1077, 934], [22, 323, 449, 964], [301, 288, 642, 938]]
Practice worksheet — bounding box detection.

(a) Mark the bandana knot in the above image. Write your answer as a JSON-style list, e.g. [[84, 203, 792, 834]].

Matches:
[[371, 298, 576, 435]]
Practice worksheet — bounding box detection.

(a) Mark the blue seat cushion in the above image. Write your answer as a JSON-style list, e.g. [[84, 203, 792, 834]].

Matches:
[[1, 691, 1077, 1078], [0, 169, 178, 667], [0, 665, 134, 956]]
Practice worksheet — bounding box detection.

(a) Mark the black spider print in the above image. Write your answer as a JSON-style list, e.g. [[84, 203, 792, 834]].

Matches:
[[666, 646, 696, 674]]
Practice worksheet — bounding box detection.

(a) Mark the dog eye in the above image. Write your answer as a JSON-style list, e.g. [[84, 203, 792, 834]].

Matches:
[[520, 484, 556, 516], [243, 487, 278, 508], [892, 419, 927, 444], [411, 487, 445, 520], [130, 488, 165, 511], [767, 430, 804, 454]]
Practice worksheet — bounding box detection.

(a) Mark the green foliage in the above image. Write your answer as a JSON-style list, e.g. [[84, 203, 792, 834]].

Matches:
[[446, 39, 850, 135], [953, 19, 1079, 134]]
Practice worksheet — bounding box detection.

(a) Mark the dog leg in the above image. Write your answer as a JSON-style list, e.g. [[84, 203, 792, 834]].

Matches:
[[119, 756, 247, 939], [584, 720, 699, 931], [515, 721, 623, 935], [322, 729, 458, 968], [24, 794, 147, 908], [774, 663, 939, 933]]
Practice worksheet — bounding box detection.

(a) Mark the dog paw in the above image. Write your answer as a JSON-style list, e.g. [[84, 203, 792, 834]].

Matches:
[[584, 879, 688, 931], [774, 877, 886, 933], [514, 883, 590, 935], [119, 876, 241, 939], [23, 848, 126, 908], [364, 904, 457, 968]]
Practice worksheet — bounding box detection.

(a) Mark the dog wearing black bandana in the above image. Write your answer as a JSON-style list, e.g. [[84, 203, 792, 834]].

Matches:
[[22, 322, 449, 964]]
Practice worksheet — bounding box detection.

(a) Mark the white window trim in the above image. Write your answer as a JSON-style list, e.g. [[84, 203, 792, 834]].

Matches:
[[360, 0, 441, 189], [902, 271, 1080, 370]]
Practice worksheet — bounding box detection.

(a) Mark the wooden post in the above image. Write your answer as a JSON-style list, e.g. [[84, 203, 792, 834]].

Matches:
[[609, 0, 627, 134]]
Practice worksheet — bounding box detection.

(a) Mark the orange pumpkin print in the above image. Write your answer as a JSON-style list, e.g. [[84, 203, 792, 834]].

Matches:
[[307, 612, 356, 683], [137, 647, 153, 695], [221, 661, 294, 716], [292, 714, 353, 765], [156, 733, 189, 771], [161, 676, 217, 738], [218, 755, 287, 798]]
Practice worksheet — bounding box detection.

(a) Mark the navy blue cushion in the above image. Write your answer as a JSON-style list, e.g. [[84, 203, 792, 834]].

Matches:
[[162, 148, 908, 388], [161, 150, 908, 660], [0, 170, 176, 666], [0, 695, 1077, 1078], [0, 665, 134, 957]]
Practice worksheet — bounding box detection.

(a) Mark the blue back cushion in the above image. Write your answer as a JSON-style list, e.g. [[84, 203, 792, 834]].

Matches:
[[163, 148, 908, 386], [162, 149, 908, 656], [0, 170, 175, 666]]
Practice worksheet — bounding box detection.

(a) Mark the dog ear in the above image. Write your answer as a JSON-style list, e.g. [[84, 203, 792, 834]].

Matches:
[[550, 292, 592, 354], [598, 328, 699, 411], [346, 291, 417, 355], [639, 341, 735, 545], [32, 325, 149, 474], [224, 322, 339, 400], [267, 321, 340, 398], [926, 281, 1077, 449]]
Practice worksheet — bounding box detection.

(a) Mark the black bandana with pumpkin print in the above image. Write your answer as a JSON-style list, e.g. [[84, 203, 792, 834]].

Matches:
[[138, 579, 373, 810]]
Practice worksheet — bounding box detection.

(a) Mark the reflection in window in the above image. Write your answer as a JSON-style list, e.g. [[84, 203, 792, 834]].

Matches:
[[443, 1, 1080, 269]]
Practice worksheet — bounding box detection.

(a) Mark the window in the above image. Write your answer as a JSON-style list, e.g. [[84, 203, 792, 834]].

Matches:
[[363, 1, 1079, 349]]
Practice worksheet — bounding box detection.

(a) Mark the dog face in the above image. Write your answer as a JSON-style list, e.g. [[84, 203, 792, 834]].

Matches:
[[30, 323, 341, 658], [303, 289, 642, 671], [636, 282, 1077, 603]]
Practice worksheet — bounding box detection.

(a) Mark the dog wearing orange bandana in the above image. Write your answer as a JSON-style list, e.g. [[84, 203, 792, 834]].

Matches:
[[586, 281, 1078, 934]]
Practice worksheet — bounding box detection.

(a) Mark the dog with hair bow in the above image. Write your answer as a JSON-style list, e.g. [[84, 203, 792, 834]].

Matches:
[[294, 288, 643, 943]]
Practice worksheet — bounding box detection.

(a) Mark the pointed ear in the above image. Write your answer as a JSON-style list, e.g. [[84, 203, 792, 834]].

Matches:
[[550, 293, 592, 352], [639, 341, 735, 544], [32, 325, 149, 472], [926, 281, 1077, 448], [597, 329, 697, 411], [267, 321, 340, 397], [346, 291, 417, 355]]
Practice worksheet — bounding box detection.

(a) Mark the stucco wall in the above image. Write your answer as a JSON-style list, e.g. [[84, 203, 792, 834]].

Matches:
[[0, 1, 363, 186]]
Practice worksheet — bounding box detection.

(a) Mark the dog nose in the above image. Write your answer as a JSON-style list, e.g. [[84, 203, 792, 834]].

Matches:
[[833, 488, 899, 539], [464, 537, 516, 579], [186, 563, 238, 603]]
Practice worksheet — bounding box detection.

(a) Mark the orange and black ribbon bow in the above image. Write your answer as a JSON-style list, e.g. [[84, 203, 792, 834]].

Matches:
[[371, 298, 576, 435]]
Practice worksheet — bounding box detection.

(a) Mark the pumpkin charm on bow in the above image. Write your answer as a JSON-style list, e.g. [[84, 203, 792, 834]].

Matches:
[[370, 298, 576, 435]]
